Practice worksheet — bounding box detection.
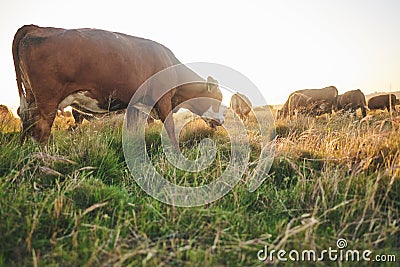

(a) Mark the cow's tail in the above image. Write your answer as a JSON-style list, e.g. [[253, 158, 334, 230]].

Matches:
[[13, 25, 37, 99], [332, 88, 339, 113], [12, 25, 37, 139], [361, 93, 367, 109], [358, 89, 368, 117]]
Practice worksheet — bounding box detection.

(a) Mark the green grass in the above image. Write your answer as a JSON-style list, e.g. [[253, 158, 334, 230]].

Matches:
[[0, 112, 399, 266]]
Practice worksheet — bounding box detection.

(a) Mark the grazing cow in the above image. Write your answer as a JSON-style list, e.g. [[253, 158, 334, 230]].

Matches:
[[230, 93, 252, 123], [278, 86, 338, 119], [285, 92, 311, 118], [367, 94, 397, 112], [280, 93, 331, 118], [0, 105, 11, 118], [0, 105, 19, 131], [13, 25, 225, 147], [336, 89, 367, 117]]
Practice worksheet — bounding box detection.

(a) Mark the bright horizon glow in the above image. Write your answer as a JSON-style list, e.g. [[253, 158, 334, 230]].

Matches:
[[1, 0, 400, 114]]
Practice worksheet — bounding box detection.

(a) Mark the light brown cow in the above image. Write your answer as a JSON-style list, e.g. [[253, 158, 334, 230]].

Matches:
[[13, 25, 225, 147], [0, 105, 11, 118], [0, 105, 19, 131], [278, 86, 338, 119], [230, 93, 252, 123], [286, 92, 311, 118], [336, 89, 367, 117], [278, 93, 330, 118], [367, 94, 397, 112]]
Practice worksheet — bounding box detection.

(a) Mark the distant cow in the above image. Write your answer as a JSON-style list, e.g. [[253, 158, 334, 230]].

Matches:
[[285, 93, 331, 118], [284, 92, 311, 118], [278, 86, 338, 119], [336, 89, 367, 117], [230, 93, 252, 123], [0, 105, 11, 117], [13, 25, 225, 147], [367, 94, 397, 112]]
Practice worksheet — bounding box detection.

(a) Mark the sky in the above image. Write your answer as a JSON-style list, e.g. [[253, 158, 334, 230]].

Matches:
[[1, 0, 400, 113]]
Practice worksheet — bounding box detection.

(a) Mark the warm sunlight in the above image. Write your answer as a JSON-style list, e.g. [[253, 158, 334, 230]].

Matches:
[[2, 2, 400, 265]]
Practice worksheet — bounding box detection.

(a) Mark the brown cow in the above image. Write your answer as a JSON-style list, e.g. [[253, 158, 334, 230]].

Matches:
[[336, 89, 367, 117], [0, 105, 11, 118], [285, 92, 311, 118], [278, 86, 338, 119], [0, 104, 15, 126], [281, 93, 330, 118], [230, 93, 252, 123], [367, 94, 397, 112], [13, 25, 225, 147]]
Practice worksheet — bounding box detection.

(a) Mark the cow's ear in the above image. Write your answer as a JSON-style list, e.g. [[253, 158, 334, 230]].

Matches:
[[207, 76, 217, 84], [207, 76, 218, 92]]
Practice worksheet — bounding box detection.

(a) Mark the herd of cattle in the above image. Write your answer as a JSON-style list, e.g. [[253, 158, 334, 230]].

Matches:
[[276, 86, 398, 119], [9, 25, 399, 145]]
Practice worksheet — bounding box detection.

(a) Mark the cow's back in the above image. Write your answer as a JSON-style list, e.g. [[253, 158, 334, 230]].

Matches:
[[17, 26, 180, 100], [337, 89, 366, 109], [296, 86, 338, 101], [280, 86, 338, 118]]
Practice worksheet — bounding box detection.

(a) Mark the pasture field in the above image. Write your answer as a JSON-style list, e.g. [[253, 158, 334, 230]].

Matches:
[[0, 110, 399, 266]]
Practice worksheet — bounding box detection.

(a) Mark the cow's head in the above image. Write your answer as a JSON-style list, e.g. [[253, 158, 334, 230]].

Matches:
[[310, 101, 331, 116], [200, 76, 227, 129], [277, 103, 288, 119]]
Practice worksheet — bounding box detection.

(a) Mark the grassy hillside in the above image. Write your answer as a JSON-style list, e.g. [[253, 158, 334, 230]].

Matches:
[[0, 110, 399, 266]]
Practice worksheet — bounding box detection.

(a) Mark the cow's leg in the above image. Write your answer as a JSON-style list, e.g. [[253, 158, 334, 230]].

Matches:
[[18, 86, 39, 142], [156, 94, 179, 149], [146, 108, 156, 125], [232, 109, 238, 123], [125, 106, 139, 130], [72, 109, 84, 125], [19, 102, 36, 141], [147, 116, 155, 125], [361, 106, 367, 117], [349, 108, 356, 117], [32, 103, 57, 143], [18, 96, 54, 143], [35, 117, 53, 142]]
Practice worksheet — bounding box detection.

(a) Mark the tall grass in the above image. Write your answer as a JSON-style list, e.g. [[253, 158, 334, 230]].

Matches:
[[0, 111, 399, 266]]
